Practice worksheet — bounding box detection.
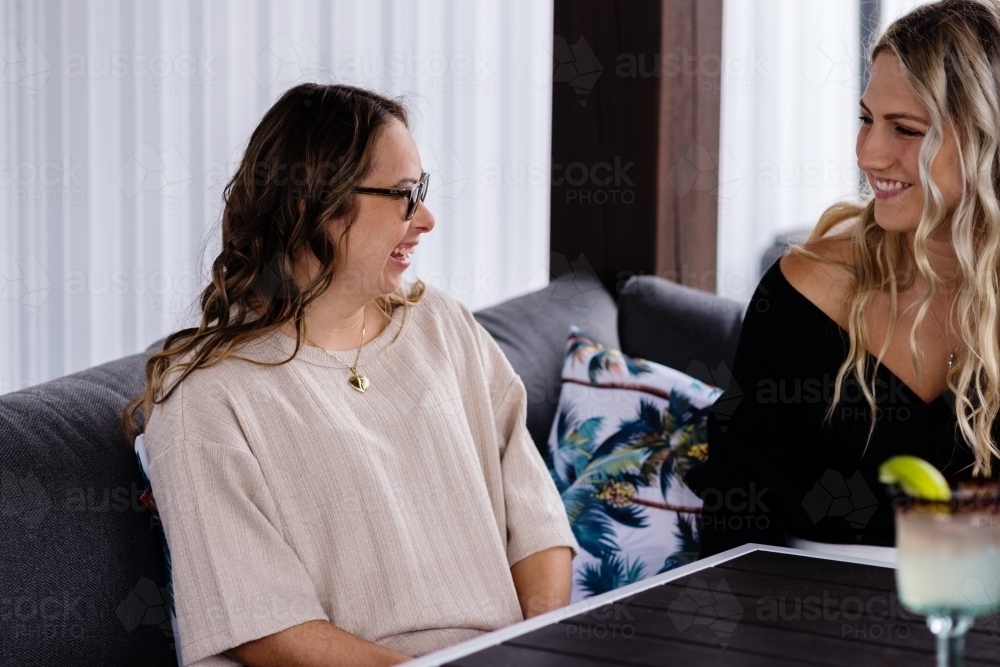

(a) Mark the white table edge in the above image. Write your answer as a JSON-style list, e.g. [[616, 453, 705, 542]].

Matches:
[[400, 543, 896, 667]]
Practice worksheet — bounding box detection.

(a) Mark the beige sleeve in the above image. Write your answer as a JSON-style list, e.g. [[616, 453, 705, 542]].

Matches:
[[471, 317, 581, 567], [146, 387, 329, 665]]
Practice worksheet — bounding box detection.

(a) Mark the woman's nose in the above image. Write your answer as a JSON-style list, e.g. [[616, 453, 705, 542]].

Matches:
[[857, 126, 893, 172], [413, 201, 435, 233]]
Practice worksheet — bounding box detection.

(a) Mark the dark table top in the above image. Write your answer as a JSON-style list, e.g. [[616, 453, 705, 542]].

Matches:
[[404, 544, 1000, 667]]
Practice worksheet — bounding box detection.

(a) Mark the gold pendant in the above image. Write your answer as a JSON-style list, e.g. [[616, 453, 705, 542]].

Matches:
[[349, 373, 369, 393]]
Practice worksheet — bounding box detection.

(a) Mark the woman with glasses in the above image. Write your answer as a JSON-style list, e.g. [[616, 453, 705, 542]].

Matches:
[[123, 83, 577, 667], [686, 0, 1000, 559]]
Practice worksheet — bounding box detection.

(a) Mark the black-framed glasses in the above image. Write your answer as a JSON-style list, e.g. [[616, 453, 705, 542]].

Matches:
[[353, 172, 429, 221]]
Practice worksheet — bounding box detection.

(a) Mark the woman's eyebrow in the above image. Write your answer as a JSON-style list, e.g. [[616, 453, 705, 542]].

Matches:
[[859, 99, 928, 124], [391, 176, 419, 187]]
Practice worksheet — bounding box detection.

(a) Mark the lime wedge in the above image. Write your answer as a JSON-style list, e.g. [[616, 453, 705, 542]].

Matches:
[[878, 455, 952, 501]]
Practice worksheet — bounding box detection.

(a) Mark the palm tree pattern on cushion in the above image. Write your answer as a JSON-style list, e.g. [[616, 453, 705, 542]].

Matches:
[[546, 327, 723, 601]]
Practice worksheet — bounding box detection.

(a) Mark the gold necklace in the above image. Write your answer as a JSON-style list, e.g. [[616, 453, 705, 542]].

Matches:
[[307, 308, 370, 393], [927, 306, 956, 372]]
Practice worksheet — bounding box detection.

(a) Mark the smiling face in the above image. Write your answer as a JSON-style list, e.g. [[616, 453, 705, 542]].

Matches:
[[857, 52, 963, 235], [326, 117, 435, 298]]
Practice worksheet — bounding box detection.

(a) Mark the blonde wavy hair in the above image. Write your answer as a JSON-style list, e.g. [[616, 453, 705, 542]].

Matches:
[[788, 0, 1000, 476]]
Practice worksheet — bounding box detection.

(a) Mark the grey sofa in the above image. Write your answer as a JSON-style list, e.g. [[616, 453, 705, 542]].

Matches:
[[0, 269, 745, 666]]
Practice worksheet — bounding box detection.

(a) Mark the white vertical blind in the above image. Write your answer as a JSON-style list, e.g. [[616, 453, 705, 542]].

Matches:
[[1, 0, 554, 394], [716, 0, 862, 301], [880, 0, 929, 27]]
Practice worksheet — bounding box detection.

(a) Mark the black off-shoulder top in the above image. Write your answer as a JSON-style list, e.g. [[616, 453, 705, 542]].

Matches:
[[685, 258, 999, 557]]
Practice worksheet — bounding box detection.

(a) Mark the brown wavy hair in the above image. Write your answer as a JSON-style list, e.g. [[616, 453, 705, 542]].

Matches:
[[789, 0, 1000, 475], [121, 83, 426, 443]]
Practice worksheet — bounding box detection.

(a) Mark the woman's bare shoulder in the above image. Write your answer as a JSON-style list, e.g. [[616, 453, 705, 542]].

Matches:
[[778, 221, 857, 328]]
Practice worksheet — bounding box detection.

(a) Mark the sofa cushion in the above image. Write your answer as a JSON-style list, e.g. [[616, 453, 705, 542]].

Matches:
[[617, 275, 744, 390], [474, 270, 619, 455], [0, 352, 178, 666], [759, 229, 809, 277], [133, 433, 181, 666], [546, 327, 723, 602]]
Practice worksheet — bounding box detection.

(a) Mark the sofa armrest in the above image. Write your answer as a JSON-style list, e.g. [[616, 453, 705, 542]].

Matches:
[[474, 270, 618, 455]]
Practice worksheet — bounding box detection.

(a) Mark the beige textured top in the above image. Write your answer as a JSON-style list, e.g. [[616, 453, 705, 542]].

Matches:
[[144, 286, 578, 666]]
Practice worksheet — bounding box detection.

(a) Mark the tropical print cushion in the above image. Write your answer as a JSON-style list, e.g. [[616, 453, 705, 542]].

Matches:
[[135, 433, 182, 666], [546, 326, 723, 602]]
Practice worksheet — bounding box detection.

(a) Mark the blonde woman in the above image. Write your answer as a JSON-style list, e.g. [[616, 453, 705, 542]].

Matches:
[[122, 84, 577, 666], [686, 0, 1000, 559]]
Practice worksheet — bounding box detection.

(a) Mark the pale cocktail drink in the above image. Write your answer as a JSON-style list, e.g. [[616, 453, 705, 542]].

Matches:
[[897, 509, 1000, 614], [894, 485, 1000, 667]]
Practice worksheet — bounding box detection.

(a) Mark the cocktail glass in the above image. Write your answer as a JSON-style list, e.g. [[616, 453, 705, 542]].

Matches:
[[894, 484, 1000, 667]]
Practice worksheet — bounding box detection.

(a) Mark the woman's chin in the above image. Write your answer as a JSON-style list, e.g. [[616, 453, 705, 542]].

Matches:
[[378, 271, 406, 295], [872, 209, 920, 235]]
